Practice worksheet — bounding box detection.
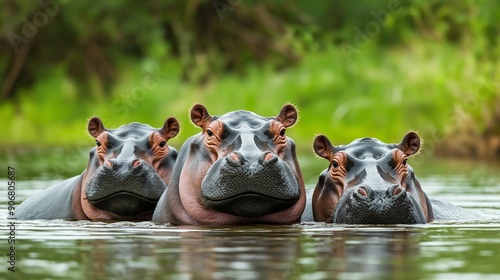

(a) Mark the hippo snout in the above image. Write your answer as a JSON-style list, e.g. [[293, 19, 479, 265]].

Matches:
[[333, 184, 427, 224], [201, 153, 300, 217], [86, 159, 167, 216]]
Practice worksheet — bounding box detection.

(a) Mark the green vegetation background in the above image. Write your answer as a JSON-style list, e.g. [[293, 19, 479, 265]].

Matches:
[[1, 0, 499, 161]]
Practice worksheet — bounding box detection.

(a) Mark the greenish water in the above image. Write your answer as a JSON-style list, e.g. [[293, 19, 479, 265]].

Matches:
[[1, 150, 500, 279]]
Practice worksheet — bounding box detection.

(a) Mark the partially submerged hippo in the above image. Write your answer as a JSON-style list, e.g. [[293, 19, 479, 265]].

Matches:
[[302, 132, 480, 224], [153, 104, 306, 225], [16, 117, 179, 221]]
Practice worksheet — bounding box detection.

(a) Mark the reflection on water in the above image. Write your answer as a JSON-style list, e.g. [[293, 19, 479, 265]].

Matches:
[[1, 153, 500, 279], [4, 221, 500, 279], [284, 226, 423, 279]]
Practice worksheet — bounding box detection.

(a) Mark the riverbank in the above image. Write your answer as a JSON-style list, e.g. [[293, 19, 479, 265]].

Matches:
[[1, 41, 498, 158]]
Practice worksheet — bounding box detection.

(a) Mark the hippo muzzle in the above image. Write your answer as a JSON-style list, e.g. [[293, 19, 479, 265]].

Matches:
[[201, 151, 300, 217], [86, 158, 167, 216], [333, 185, 427, 224]]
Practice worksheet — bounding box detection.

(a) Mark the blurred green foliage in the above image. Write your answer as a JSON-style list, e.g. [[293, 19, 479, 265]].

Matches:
[[1, 0, 499, 158]]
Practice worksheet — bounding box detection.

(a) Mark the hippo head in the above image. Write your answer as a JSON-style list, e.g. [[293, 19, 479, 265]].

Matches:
[[82, 117, 179, 220], [311, 132, 434, 224], [169, 104, 306, 225]]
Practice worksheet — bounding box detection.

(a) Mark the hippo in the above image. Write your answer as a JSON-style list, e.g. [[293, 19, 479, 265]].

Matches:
[[152, 104, 306, 225], [16, 117, 180, 221], [301, 132, 481, 224]]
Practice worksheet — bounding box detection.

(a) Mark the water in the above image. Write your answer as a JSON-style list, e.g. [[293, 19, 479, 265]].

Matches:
[[1, 150, 500, 279]]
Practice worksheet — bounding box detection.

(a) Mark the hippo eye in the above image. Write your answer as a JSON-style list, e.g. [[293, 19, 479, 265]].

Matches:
[[159, 140, 167, 148], [279, 128, 286, 137], [332, 160, 339, 169], [402, 159, 408, 166], [96, 140, 101, 147], [206, 129, 214, 137]]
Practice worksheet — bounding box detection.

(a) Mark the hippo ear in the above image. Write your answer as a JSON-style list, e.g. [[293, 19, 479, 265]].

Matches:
[[314, 135, 335, 160], [275, 104, 298, 128], [160, 117, 180, 140], [88, 117, 106, 138], [190, 104, 212, 128], [399, 131, 421, 156]]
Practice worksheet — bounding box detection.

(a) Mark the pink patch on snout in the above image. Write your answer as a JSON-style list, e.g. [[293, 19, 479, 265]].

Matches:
[[132, 159, 141, 167], [264, 153, 275, 162], [393, 186, 403, 196], [106, 161, 113, 167], [229, 152, 239, 162], [357, 187, 368, 197]]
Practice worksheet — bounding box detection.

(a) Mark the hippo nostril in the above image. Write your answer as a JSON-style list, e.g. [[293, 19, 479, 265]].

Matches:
[[354, 185, 373, 200], [226, 152, 244, 166], [259, 152, 278, 164], [388, 185, 405, 197], [229, 152, 239, 162], [264, 152, 275, 162], [131, 159, 142, 168], [104, 159, 117, 169], [393, 186, 402, 196], [357, 187, 368, 197]]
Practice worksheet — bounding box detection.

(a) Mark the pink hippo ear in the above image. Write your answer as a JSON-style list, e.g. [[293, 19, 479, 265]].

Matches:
[[160, 117, 180, 140], [314, 135, 335, 160], [275, 104, 298, 128], [399, 131, 421, 156], [190, 104, 212, 129], [88, 117, 106, 138]]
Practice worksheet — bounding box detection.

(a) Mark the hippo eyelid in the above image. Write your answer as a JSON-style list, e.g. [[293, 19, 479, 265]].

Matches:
[[159, 140, 167, 148]]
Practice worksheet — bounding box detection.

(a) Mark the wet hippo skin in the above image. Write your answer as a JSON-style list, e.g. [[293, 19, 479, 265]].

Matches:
[[302, 132, 481, 224], [16, 117, 180, 221], [152, 104, 306, 225]]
